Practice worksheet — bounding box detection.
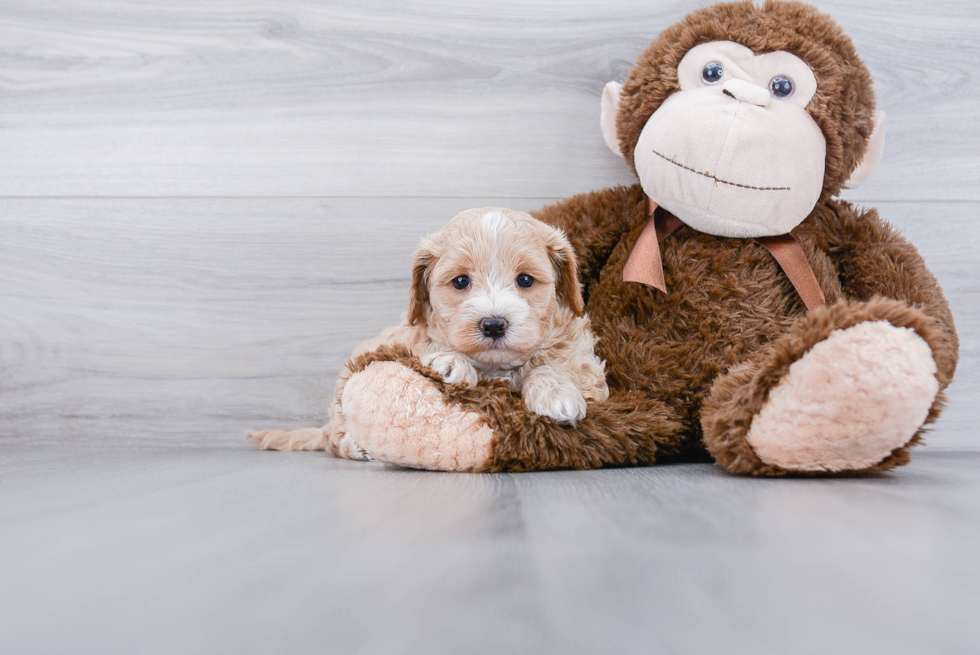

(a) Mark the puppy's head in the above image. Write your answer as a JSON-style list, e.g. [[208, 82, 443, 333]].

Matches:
[[409, 208, 583, 369]]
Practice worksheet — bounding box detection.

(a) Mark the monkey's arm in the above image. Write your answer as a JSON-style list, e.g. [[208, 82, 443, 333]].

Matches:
[[531, 184, 645, 289], [818, 200, 959, 384], [336, 344, 682, 472]]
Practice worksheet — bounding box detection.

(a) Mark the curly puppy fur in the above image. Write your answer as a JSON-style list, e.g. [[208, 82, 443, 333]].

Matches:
[[249, 208, 608, 456]]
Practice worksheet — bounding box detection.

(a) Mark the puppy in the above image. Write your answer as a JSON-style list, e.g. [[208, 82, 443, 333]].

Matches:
[[249, 207, 609, 460]]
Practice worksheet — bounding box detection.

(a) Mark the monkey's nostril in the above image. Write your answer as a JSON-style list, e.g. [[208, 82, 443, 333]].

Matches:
[[479, 317, 508, 339], [720, 79, 770, 107]]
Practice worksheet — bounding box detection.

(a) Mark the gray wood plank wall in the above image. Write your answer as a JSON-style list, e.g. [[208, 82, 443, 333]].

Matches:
[[2, 0, 978, 449]]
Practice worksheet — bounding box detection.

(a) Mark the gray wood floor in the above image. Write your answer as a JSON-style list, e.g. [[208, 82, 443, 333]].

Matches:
[[3, 445, 979, 655], [1, 1, 979, 653]]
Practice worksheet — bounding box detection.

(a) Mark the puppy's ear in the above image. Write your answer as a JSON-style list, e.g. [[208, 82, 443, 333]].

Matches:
[[547, 230, 584, 316], [408, 238, 436, 326]]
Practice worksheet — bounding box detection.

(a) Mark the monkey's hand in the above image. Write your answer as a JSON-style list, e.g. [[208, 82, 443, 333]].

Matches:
[[337, 344, 678, 472]]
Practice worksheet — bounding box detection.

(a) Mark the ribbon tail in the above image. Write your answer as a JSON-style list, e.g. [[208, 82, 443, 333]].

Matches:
[[623, 202, 667, 292], [756, 234, 826, 311]]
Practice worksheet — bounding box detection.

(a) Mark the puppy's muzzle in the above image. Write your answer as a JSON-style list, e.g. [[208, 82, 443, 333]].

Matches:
[[479, 317, 508, 340]]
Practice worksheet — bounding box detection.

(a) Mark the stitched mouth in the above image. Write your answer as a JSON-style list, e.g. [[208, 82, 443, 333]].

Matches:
[[651, 148, 791, 192]]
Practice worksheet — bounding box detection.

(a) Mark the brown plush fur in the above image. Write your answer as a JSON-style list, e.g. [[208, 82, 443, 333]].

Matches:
[[337, 0, 958, 475]]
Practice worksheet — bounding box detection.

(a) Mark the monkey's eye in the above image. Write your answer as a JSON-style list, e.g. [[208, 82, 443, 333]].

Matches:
[[452, 275, 470, 290], [769, 75, 795, 99], [516, 273, 534, 288], [701, 62, 725, 85]]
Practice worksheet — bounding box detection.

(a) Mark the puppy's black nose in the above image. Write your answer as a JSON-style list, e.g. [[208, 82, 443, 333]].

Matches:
[[479, 317, 508, 340]]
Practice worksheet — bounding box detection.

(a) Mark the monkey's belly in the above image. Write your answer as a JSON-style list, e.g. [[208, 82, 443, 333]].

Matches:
[[589, 230, 804, 406]]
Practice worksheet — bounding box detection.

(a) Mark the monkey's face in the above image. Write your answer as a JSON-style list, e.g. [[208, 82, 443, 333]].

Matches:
[[602, 4, 884, 233], [634, 41, 825, 238]]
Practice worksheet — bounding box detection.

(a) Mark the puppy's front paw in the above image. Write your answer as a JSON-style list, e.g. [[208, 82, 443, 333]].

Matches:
[[420, 352, 479, 387], [523, 374, 587, 425]]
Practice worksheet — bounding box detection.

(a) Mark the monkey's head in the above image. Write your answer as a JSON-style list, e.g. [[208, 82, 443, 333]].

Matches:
[[602, 0, 885, 238]]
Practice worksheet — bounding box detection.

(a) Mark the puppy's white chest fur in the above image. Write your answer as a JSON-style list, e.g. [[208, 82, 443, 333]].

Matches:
[[421, 351, 524, 390], [476, 365, 520, 387]]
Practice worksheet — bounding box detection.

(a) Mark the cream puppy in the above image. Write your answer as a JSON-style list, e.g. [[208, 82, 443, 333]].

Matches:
[[249, 207, 609, 460]]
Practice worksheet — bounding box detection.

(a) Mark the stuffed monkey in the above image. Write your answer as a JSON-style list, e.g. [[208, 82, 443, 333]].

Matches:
[[258, 0, 958, 476]]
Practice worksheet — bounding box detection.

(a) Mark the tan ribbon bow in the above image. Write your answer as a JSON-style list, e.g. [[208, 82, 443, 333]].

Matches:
[[623, 198, 826, 311]]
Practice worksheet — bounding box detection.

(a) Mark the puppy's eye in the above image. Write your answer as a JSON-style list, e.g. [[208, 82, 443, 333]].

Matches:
[[516, 273, 534, 288], [451, 275, 470, 290]]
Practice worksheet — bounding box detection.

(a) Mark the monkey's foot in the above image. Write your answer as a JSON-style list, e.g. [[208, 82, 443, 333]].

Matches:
[[341, 361, 495, 471], [746, 321, 938, 472], [704, 299, 946, 476]]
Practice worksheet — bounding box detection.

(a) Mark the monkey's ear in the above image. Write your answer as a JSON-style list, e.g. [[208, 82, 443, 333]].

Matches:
[[408, 239, 436, 326], [548, 231, 585, 317], [843, 110, 886, 189], [600, 81, 625, 159]]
